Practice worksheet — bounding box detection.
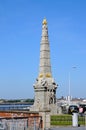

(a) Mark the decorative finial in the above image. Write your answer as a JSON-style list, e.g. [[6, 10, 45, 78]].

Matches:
[[42, 18, 47, 25]]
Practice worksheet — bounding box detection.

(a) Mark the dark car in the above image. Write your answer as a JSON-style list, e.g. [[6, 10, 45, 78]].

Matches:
[[68, 105, 79, 114], [79, 104, 86, 113]]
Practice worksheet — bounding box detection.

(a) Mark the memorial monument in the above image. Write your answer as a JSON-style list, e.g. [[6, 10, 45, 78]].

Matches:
[[30, 19, 58, 130], [30, 18, 58, 129]]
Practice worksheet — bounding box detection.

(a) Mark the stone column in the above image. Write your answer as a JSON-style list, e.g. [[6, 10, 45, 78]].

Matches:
[[39, 110, 50, 130]]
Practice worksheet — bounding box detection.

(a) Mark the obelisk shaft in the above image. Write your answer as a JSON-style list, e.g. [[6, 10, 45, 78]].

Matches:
[[39, 19, 52, 78]]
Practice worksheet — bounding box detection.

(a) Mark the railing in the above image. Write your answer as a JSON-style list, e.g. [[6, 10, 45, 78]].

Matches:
[[0, 116, 42, 130]]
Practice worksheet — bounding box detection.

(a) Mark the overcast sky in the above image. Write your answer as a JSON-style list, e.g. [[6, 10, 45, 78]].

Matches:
[[0, 0, 86, 99]]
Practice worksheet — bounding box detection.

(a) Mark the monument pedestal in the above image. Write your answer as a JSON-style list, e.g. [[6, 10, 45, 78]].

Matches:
[[39, 110, 50, 130]]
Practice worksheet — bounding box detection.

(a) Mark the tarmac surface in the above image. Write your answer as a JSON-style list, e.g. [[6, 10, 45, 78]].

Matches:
[[50, 126, 86, 130]]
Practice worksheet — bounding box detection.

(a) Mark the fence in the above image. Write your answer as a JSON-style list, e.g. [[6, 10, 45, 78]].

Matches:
[[0, 116, 42, 130]]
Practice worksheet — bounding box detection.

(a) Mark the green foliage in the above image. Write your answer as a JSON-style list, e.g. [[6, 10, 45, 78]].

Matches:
[[25, 99, 34, 103], [51, 115, 85, 126], [1, 99, 34, 104], [6, 100, 21, 103]]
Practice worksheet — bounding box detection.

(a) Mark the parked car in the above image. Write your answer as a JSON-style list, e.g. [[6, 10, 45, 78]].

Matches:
[[68, 105, 79, 114], [79, 104, 86, 113]]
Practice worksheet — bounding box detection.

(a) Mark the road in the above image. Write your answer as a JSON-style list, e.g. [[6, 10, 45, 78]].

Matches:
[[50, 126, 86, 130]]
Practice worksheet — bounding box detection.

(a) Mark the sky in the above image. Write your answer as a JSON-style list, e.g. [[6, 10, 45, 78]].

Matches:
[[0, 0, 86, 99]]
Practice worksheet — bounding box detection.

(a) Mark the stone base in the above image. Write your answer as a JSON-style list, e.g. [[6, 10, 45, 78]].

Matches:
[[50, 104, 57, 115]]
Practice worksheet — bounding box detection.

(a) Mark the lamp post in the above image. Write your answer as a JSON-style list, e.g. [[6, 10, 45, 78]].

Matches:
[[68, 72, 71, 105], [68, 67, 77, 105]]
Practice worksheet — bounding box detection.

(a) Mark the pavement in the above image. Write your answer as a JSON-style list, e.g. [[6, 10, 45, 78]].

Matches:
[[50, 126, 86, 130]]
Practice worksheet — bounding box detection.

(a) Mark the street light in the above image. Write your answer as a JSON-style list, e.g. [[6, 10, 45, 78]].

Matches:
[[68, 67, 77, 105], [68, 72, 71, 105]]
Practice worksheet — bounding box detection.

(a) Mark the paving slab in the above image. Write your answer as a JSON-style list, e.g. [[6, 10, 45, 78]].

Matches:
[[50, 126, 86, 130]]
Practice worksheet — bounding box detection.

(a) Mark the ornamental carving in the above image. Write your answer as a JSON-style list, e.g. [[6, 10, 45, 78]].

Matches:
[[49, 89, 56, 104]]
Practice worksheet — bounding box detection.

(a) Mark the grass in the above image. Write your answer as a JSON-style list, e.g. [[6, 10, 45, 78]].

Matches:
[[50, 114, 85, 126]]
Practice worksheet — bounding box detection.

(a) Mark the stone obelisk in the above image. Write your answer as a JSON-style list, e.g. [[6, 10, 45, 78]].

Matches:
[[31, 19, 58, 115]]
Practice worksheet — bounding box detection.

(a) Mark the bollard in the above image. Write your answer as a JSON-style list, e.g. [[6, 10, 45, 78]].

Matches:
[[72, 113, 78, 127]]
